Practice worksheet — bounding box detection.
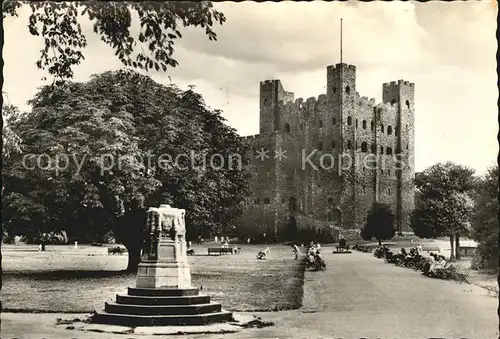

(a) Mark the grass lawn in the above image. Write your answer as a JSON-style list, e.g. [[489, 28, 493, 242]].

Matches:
[[1, 244, 305, 313]]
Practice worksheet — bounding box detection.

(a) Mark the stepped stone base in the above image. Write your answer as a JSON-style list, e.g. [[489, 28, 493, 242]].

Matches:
[[92, 288, 233, 327]]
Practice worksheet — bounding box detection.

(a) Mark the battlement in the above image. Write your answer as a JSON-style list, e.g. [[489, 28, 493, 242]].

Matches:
[[261, 79, 281, 86], [383, 80, 415, 88], [358, 96, 376, 107], [327, 63, 356, 71]]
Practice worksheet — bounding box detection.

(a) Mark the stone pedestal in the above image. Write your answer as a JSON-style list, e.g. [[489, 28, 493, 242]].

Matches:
[[92, 204, 232, 326]]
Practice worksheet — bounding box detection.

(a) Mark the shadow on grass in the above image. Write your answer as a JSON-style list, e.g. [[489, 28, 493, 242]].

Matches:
[[3, 270, 134, 280]]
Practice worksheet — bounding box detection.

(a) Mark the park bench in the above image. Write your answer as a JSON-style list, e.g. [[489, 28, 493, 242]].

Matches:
[[208, 247, 234, 255], [108, 246, 127, 255]]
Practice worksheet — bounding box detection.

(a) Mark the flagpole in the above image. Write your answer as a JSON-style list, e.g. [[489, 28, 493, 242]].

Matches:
[[340, 18, 343, 64]]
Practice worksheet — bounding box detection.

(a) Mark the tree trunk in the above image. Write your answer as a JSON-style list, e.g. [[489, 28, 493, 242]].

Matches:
[[455, 233, 461, 260], [449, 234, 455, 261], [124, 243, 141, 273]]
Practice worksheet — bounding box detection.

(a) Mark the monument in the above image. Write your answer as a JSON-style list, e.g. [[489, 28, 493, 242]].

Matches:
[[92, 204, 233, 326]]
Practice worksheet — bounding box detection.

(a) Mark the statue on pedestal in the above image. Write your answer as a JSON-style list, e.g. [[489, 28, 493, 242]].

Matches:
[[136, 204, 191, 289]]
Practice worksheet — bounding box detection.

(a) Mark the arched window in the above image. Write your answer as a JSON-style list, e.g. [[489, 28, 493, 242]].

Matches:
[[317, 142, 323, 151], [347, 140, 352, 150], [332, 117, 337, 125], [371, 143, 377, 154], [332, 86, 337, 94], [406, 144, 409, 150], [347, 116, 352, 125], [380, 146, 384, 154], [391, 99, 397, 106], [289, 197, 297, 212], [355, 119, 359, 129], [405, 100, 410, 108], [386, 147, 393, 155], [331, 140, 336, 149], [362, 120, 367, 129], [345, 86, 351, 94], [370, 121, 374, 131], [388, 170, 391, 176], [264, 197, 270, 204], [387, 126, 393, 135], [285, 123, 291, 133], [361, 142, 368, 153], [380, 124, 385, 133], [319, 120, 323, 128]]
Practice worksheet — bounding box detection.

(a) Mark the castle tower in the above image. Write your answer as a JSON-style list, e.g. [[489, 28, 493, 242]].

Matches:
[[382, 80, 415, 233], [326, 63, 357, 228], [259, 80, 294, 134]]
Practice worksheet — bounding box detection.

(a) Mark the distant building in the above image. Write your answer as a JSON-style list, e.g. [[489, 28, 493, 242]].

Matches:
[[238, 63, 415, 240]]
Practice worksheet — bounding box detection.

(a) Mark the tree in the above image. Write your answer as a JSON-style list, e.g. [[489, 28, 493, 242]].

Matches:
[[2, 1, 225, 81], [362, 202, 396, 246], [410, 162, 475, 260], [471, 165, 498, 269], [3, 70, 251, 271]]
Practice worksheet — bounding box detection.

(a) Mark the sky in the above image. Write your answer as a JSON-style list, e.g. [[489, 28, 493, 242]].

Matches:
[[3, 1, 498, 174]]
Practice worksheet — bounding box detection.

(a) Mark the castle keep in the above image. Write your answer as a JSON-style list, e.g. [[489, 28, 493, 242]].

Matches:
[[239, 63, 415, 240]]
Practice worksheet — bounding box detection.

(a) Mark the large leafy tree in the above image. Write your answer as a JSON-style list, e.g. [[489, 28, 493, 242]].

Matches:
[[471, 165, 498, 269], [2, 1, 225, 81], [361, 202, 396, 246], [3, 71, 251, 271], [410, 162, 475, 260]]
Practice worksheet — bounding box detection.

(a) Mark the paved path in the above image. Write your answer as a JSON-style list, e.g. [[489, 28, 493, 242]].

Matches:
[[2, 250, 498, 338]]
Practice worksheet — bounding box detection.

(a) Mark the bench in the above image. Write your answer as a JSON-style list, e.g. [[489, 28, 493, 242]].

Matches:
[[208, 247, 234, 255]]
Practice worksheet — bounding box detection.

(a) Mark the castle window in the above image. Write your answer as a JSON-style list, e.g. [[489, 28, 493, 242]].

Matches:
[[356, 119, 359, 129], [347, 116, 352, 125], [388, 188, 392, 194], [345, 86, 351, 94], [386, 147, 393, 155], [371, 143, 376, 154], [361, 142, 368, 153], [370, 121, 374, 131], [319, 120, 323, 128], [381, 169, 384, 174], [317, 142, 323, 151], [328, 197, 333, 206], [388, 170, 391, 176], [289, 197, 297, 212], [333, 86, 337, 93], [406, 144, 409, 150], [347, 140, 352, 150], [406, 124, 409, 133], [254, 198, 260, 205], [380, 146, 384, 154], [331, 140, 336, 149], [332, 117, 337, 125], [406, 100, 410, 108], [362, 120, 367, 129], [264, 197, 270, 204], [387, 126, 393, 135], [380, 124, 385, 133], [285, 123, 291, 133], [391, 99, 397, 106]]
